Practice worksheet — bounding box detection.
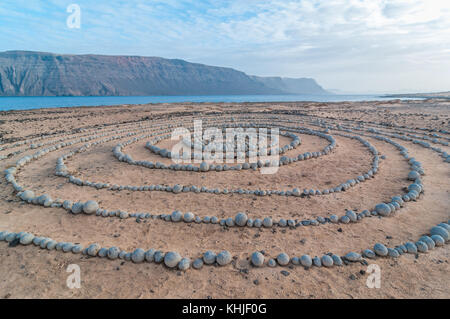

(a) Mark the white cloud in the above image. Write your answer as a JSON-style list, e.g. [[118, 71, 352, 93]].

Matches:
[[0, 0, 449, 92]]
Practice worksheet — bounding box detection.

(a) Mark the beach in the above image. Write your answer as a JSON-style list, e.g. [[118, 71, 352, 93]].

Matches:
[[0, 99, 449, 299]]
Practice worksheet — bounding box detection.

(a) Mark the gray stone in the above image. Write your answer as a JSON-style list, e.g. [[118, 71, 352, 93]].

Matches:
[[154, 251, 165, 263], [251, 251, 265, 267], [107, 247, 120, 259], [193, 258, 204, 269], [321, 255, 334, 267], [276, 253, 290, 266], [405, 242, 418, 254], [415, 241, 428, 253], [430, 226, 449, 241], [375, 203, 391, 217], [178, 258, 191, 271], [262, 217, 273, 228], [344, 252, 362, 262], [131, 248, 145, 263], [87, 243, 101, 256], [331, 254, 343, 266], [216, 251, 232, 266], [235, 212, 248, 227], [203, 251, 216, 264], [164, 251, 182, 268], [19, 233, 34, 245], [268, 259, 276, 267], [171, 210, 183, 222], [419, 236, 435, 250], [363, 249, 376, 259], [373, 243, 388, 256], [183, 212, 195, 222], [300, 255, 312, 268], [83, 200, 99, 214], [431, 235, 445, 246]]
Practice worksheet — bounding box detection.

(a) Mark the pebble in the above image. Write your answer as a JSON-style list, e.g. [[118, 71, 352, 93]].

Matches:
[[344, 252, 362, 262], [321, 255, 334, 267], [216, 251, 232, 266], [431, 235, 445, 246], [178, 258, 191, 271], [203, 251, 216, 265], [235, 212, 248, 227], [164, 251, 182, 268], [251, 251, 265, 267], [373, 243, 388, 256], [276, 253, 290, 266], [83, 200, 99, 214], [192, 258, 204, 269], [430, 226, 449, 241], [131, 248, 145, 263], [300, 255, 312, 268], [405, 242, 418, 254]]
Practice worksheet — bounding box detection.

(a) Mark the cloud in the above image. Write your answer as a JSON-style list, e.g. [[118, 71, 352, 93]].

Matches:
[[0, 0, 449, 92]]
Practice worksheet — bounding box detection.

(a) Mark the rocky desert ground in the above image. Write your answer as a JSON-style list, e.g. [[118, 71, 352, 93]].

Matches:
[[0, 99, 449, 299]]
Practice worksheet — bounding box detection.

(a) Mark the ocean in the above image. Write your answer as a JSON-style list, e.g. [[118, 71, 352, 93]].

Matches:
[[0, 94, 421, 111]]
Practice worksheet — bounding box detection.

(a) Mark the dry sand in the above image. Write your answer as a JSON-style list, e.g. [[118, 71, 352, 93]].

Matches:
[[0, 99, 449, 299]]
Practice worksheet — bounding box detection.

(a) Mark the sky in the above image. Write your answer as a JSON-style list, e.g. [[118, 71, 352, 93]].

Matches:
[[0, 0, 449, 94]]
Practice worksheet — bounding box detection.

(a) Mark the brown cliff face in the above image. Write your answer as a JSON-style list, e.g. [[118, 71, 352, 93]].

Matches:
[[0, 51, 327, 96]]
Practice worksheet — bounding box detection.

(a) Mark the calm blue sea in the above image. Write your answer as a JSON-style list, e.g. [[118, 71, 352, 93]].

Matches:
[[0, 94, 420, 111]]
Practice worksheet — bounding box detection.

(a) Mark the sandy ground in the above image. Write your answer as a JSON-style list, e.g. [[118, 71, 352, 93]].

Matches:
[[0, 99, 449, 299]]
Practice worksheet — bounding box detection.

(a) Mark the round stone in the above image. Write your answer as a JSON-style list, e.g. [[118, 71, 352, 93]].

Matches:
[[200, 162, 209, 172], [373, 243, 388, 256], [407, 170, 420, 180], [171, 210, 183, 222], [419, 236, 435, 250], [87, 243, 101, 256], [164, 251, 182, 268], [19, 233, 34, 245], [131, 248, 145, 263], [363, 249, 376, 259], [313, 256, 322, 267], [83, 200, 99, 214], [183, 212, 195, 222], [388, 248, 399, 258], [321, 255, 334, 267], [107, 247, 120, 259], [268, 259, 276, 267], [203, 251, 216, 264], [332, 255, 343, 266], [430, 226, 449, 241], [71, 202, 84, 214], [153, 251, 165, 263], [276, 253, 290, 266], [20, 190, 35, 202], [262, 217, 273, 228], [97, 247, 108, 257], [216, 251, 232, 266], [431, 235, 445, 246], [415, 241, 428, 253], [192, 258, 204, 269], [344, 252, 362, 262], [235, 212, 248, 227], [375, 203, 391, 217], [178, 258, 191, 271], [405, 242, 418, 254], [251, 251, 265, 267], [300, 255, 312, 268], [345, 210, 357, 222], [144, 249, 156, 262]]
